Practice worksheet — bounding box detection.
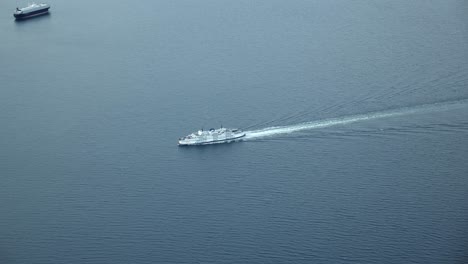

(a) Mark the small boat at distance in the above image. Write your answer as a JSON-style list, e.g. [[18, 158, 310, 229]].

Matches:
[[178, 127, 246, 146], [14, 3, 50, 19]]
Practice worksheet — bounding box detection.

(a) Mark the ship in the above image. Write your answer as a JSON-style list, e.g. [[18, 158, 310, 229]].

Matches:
[[14, 3, 50, 19], [178, 127, 246, 146]]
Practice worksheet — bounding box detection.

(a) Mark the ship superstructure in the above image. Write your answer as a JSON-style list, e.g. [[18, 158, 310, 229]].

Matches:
[[178, 127, 245, 146]]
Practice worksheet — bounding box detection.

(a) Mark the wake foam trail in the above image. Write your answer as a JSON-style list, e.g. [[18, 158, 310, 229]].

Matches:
[[244, 99, 468, 140]]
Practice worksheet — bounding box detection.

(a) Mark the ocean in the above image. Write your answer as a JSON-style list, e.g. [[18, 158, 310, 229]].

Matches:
[[1, 0, 467, 263]]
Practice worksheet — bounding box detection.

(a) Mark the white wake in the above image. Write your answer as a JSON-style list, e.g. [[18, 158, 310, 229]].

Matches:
[[244, 99, 468, 140]]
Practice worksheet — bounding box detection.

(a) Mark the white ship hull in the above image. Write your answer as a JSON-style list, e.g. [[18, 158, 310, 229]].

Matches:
[[178, 128, 245, 146]]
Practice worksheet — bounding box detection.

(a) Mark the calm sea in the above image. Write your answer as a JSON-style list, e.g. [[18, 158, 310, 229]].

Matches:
[[1, 1, 468, 263]]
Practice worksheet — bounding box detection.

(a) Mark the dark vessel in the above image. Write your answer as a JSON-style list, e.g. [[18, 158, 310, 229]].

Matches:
[[14, 3, 50, 19]]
